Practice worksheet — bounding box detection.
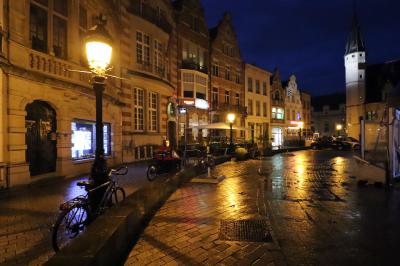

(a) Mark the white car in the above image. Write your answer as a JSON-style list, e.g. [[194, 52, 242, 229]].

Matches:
[[336, 136, 360, 150]]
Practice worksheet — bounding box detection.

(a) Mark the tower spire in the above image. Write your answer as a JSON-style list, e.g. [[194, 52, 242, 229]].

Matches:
[[345, 7, 365, 55]]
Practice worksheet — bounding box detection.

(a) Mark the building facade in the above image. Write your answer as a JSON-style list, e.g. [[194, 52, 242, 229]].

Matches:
[[209, 13, 245, 142], [284, 75, 304, 145], [270, 68, 286, 148], [174, 0, 210, 145], [311, 93, 346, 137], [119, 0, 177, 161], [0, 0, 181, 187], [301, 91, 312, 135], [344, 11, 400, 150], [0, 0, 128, 186], [244, 63, 271, 146]]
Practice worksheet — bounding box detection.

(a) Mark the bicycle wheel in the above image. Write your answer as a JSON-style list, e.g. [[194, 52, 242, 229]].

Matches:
[[112, 187, 126, 204], [52, 205, 89, 252], [146, 165, 157, 181]]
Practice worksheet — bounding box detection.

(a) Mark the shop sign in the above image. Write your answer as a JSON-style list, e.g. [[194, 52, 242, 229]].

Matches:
[[288, 121, 304, 129], [195, 99, 209, 110], [183, 99, 195, 106], [178, 107, 187, 114]]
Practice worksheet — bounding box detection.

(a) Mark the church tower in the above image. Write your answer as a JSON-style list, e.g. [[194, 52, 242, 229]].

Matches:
[[344, 11, 366, 140]]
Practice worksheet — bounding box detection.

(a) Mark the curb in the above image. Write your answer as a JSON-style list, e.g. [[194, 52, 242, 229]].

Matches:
[[45, 167, 200, 266]]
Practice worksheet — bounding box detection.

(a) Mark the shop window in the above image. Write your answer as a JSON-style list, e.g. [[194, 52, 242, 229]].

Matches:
[[71, 120, 111, 160]]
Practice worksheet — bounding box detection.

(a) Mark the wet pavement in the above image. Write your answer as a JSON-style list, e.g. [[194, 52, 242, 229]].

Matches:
[[125, 150, 400, 266], [0, 162, 150, 266]]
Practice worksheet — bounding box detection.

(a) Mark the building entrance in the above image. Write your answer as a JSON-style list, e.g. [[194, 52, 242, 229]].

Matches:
[[272, 127, 283, 148], [25, 101, 57, 176]]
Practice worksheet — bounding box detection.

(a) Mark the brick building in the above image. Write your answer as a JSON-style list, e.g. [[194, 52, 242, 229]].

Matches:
[[209, 12, 245, 141], [173, 0, 210, 145]]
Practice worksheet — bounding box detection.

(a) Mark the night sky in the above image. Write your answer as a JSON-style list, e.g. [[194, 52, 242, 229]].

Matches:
[[201, 0, 400, 96]]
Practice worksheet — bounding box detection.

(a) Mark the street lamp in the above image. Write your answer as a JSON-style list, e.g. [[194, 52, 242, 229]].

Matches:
[[227, 113, 236, 152], [336, 124, 343, 136], [84, 17, 113, 186]]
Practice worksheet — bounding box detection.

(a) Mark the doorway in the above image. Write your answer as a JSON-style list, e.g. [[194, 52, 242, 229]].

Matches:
[[272, 127, 283, 148], [25, 101, 57, 176]]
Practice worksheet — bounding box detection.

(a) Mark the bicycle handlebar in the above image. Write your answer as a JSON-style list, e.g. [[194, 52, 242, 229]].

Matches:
[[109, 165, 128, 176]]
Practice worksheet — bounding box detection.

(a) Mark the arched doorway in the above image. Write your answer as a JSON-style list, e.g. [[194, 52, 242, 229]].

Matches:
[[25, 101, 57, 176]]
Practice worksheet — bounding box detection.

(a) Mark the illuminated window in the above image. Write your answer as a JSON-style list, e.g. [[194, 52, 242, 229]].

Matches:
[[71, 120, 111, 160]]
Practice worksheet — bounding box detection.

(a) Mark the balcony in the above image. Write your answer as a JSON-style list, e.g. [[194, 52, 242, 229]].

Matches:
[[211, 102, 247, 115], [181, 60, 208, 74], [127, 1, 172, 34]]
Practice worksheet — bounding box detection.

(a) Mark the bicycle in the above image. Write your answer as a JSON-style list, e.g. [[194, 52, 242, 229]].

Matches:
[[52, 166, 128, 252]]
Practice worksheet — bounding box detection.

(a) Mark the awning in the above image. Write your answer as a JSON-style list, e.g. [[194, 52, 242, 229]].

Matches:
[[196, 122, 246, 130]]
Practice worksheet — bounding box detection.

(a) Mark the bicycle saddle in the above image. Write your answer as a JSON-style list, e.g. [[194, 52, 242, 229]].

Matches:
[[77, 180, 94, 188]]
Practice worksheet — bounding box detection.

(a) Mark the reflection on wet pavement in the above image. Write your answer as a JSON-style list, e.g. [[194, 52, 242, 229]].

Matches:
[[261, 150, 400, 265]]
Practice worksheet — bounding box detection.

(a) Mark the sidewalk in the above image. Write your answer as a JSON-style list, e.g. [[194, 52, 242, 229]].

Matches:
[[124, 160, 286, 266], [0, 162, 150, 266]]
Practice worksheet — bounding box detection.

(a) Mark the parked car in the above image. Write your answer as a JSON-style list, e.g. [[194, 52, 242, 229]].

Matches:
[[311, 136, 352, 150], [336, 136, 360, 150]]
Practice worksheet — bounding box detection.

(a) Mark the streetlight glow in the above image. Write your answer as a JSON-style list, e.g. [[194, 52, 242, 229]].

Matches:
[[84, 18, 113, 76], [86, 41, 112, 75], [336, 124, 343, 131], [227, 113, 236, 123]]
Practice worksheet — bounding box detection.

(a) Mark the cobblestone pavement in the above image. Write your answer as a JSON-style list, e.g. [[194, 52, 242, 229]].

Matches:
[[125, 150, 400, 266], [0, 162, 150, 266]]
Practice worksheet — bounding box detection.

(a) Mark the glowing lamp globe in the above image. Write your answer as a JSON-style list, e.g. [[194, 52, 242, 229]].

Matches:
[[227, 113, 236, 123], [84, 21, 113, 76]]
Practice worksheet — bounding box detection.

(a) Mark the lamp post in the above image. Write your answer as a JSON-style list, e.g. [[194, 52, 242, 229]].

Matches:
[[336, 124, 343, 137], [227, 113, 236, 152], [84, 17, 113, 187]]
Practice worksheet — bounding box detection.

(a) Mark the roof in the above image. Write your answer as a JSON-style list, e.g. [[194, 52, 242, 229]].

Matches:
[[365, 59, 400, 103], [312, 93, 346, 112], [345, 11, 365, 55]]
